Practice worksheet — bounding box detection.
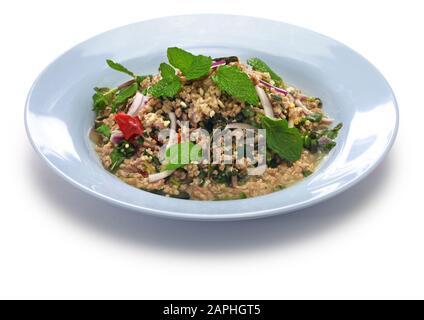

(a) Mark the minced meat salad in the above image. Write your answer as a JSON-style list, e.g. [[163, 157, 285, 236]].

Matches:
[[90, 47, 342, 200]]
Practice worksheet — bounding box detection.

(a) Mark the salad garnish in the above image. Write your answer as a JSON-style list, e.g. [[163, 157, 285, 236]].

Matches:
[[89, 47, 343, 200]]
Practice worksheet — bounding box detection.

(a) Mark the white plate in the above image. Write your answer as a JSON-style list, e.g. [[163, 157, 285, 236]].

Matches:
[[25, 15, 399, 220]]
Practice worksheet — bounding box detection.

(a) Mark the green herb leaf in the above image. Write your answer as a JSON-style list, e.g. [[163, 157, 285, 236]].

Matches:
[[109, 140, 136, 172], [116, 140, 136, 157], [94, 87, 112, 94], [303, 123, 342, 153], [95, 124, 111, 139], [159, 62, 177, 79], [319, 123, 343, 152], [135, 136, 144, 145], [149, 77, 181, 98], [111, 82, 138, 112], [167, 47, 212, 80], [324, 123, 343, 139], [302, 169, 313, 177], [239, 192, 247, 199], [303, 134, 313, 149], [92, 88, 116, 114], [261, 116, 303, 162], [165, 141, 203, 170], [247, 57, 285, 87], [212, 65, 259, 105], [109, 149, 125, 172], [308, 97, 323, 107], [106, 59, 135, 77], [271, 94, 282, 102], [306, 112, 323, 123], [92, 92, 108, 114], [321, 141, 336, 152], [148, 63, 182, 98]]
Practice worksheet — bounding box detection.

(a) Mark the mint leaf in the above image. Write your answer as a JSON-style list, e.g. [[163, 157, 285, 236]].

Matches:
[[159, 62, 177, 79], [149, 78, 181, 98], [149, 63, 182, 98], [167, 47, 193, 72], [165, 141, 203, 170], [92, 87, 117, 114], [106, 59, 135, 77], [112, 82, 138, 112], [95, 124, 111, 139], [106, 59, 151, 84], [167, 47, 212, 80], [261, 116, 303, 162], [94, 87, 113, 94], [212, 65, 259, 105], [247, 57, 285, 87], [92, 92, 109, 114], [94, 60, 144, 114]]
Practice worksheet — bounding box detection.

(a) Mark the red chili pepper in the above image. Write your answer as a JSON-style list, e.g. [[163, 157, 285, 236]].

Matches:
[[114, 112, 143, 140]]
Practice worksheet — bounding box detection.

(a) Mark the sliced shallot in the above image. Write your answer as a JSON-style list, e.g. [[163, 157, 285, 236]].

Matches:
[[110, 130, 124, 144], [321, 117, 334, 125], [259, 79, 288, 95], [294, 97, 329, 124], [127, 92, 148, 116], [255, 86, 275, 118], [211, 60, 226, 68], [148, 112, 178, 182], [167, 112, 178, 147], [148, 170, 175, 183], [318, 136, 333, 146], [294, 99, 313, 116], [294, 98, 333, 124]]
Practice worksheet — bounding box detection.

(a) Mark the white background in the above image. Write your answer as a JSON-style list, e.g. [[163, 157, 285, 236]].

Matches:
[[0, 0, 423, 300]]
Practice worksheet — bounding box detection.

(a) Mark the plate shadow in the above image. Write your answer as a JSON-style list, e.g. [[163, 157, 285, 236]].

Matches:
[[28, 150, 395, 254]]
